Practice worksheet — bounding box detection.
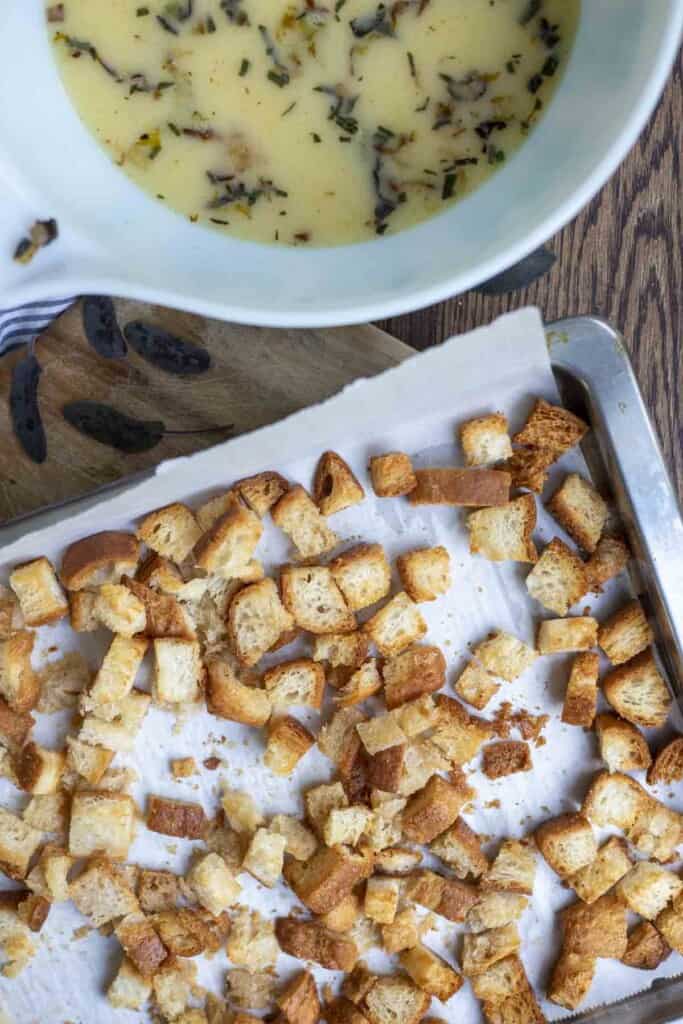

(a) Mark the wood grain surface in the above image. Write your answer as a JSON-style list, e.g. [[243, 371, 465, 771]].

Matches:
[[379, 48, 683, 503]]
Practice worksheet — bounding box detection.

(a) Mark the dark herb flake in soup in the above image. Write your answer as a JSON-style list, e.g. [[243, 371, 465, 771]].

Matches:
[[49, 0, 579, 245]]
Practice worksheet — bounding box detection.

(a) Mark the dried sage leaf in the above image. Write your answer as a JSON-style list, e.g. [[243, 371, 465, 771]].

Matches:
[[475, 246, 556, 296], [63, 400, 165, 453], [10, 353, 47, 463], [123, 321, 212, 375], [82, 296, 127, 359]]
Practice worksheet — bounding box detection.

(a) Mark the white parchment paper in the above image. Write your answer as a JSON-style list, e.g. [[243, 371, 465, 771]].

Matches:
[[0, 308, 681, 1024]]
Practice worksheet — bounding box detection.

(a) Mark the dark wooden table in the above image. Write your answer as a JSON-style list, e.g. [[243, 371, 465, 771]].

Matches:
[[380, 48, 683, 504]]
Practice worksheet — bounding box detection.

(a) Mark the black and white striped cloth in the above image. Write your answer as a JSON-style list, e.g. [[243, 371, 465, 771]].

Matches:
[[0, 296, 76, 355]]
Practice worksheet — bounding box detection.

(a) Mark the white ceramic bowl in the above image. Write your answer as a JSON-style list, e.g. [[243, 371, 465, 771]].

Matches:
[[1, 2, 682, 327]]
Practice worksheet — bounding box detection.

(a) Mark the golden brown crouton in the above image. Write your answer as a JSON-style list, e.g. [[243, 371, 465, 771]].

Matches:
[[115, 912, 168, 978], [146, 795, 206, 840], [513, 398, 588, 455], [561, 651, 599, 727], [320, 891, 361, 933], [281, 565, 355, 635], [655, 904, 683, 956], [325, 997, 371, 1024], [305, 781, 349, 837], [582, 770, 649, 832], [482, 741, 532, 780], [37, 651, 92, 714], [264, 716, 315, 776], [547, 474, 608, 553], [534, 813, 597, 880], [69, 857, 140, 927], [138, 869, 181, 913], [548, 949, 595, 1011], [138, 502, 202, 564], [0, 697, 33, 752], [360, 975, 431, 1024], [356, 715, 406, 756], [187, 852, 241, 915], [171, 757, 197, 779], [374, 846, 422, 876], [408, 468, 511, 507], [569, 836, 632, 904], [454, 661, 499, 711], [382, 645, 446, 710], [537, 616, 597, 654], [618, 861, 682, 920], [474, 631, 537, 682], [236, 470, 290, 516], [277, 969, 320, 1024], [275, 916, 358, 971], [603, 650, 671, 728], [14, 741, 64, 795], [194, 499, 263, 578], [431, 694, 492, 766], [22, 791, 68, 835], [94, 583, 146, 637], [367, 744, 406, 794], [151, 956, 196, 1018], [525, 538, 587, 616], [107, 956, 152, 1010], [461, 924, 521, 976], [228, 578, 295, 666], [336, 658, 383, 708], [66, 737, 115, 785], [69, 589, 99, 632], [405, 869, 476, 921], [0, 807, 42, 880], [480, 840, 536, 897], [89, 634, 148, 705], [467, 494, 538, 563], [430, 818, 488, 879], [363, 593, 427, 657], [284, 844, 374, 914], [0, 631, 38, 713], [272, 485, 338, 558], [599, 600, 654, 665], [397, 546, 451, 603], [314, 451, 365, 516], [364, 876, 400, 924], [9, 557, 68, 627], [264, 658, 325, 709], [400, 944, 463, 1002], [60, 531, 140, 591], [466, 892, 528, 934], [330, 544, 391, 612], [382, 908, 419, 953], [585, 534, 630, 591], [369, 452, 416, 497], [312, 632, 369, 669], [595, 713, 651, 773], [153, 637, 203, 705], [460, 413, 512, 466], [69, 791, 136, 860], [503, 446, 555, 493], [269, 815, 317, 863], [562, 894, 628, 963], [206, 657, 271, 726], [469, 954, 527, 1004], [621, 921, 671, 970], [648, 736, 683, 786], [402, 774, 470, 844], [155, 907, 229, 958]]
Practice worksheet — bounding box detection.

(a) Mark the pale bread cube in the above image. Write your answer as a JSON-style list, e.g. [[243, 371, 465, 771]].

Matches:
[[152, 958, 196, 1020], [649, 736, 683, 786], [369, 452, 416, 497], [382, 908, 419, 953], [629, 798, 682, 862], [468, 954, 527, 1003], [305, 782, 349, 837], [397, 546, 451, 602], [89, 635, 148, 704], [525, 538, 587, 616], [314, 451, 365, 516], [535, 814, 597, 880], [454, 661, 499, 710], [336, 658, 382, 707], [264, 658, 325, 709], [226, 968, 276, 1011], [599, 599, 653, 665], [0, 631, 38, 712], [66, 737, 115, 785], [460, 413, 512, 466], [466, 892, 528, 933], [356, 715, 406, 756], [391, 694, 438, 738], [581, 771, 648, 832], [364, 593, 427, 657], [107, 957, 152, 1010], [537, 616, 597, 654], [603, 650, 671, 728], [318, 707, 364, 765], [312, 632, 369, 669], [70, 858, 140, 927], [618, 861, 682, 920], [481, 839, 536, 896], [364, 877, 401, 925], [222, 788, 264, 833], [272, 485, 338, 558], [562, 651, 599, 727], [330, 544, 391, 611], [474, 631, 537, 682], [264, 716, 315, 776], [187, 852, 241, 914], [9, 557, 68, 627], [94, 583, 146, 637], [586, 534, 630, 591], [461, 924, 521, 977], [37, 651, 92, 714], [547, 473, 608, 552], [137, 502, 202, 564], [195, 490, 237, 533], [69, 791, 136, 859], [431, 695, 492, 766], [655, 904, 683, 955], [14, 742, 65, 794], [324, 806, 372, 847], [281, 565, 355, 635], [595, 713, 651, 773], [0, 807, 42, 879], [22, 792, 69, 833], [269, 815, 317, 861], [227, 908, 279, 970], [194, 497, 263, 577], [153, 637, 203, 704], [228, 579, 295, 667], [361, 975, 430, 1024], [569, 836, 632, 904], [467, 494, 537, 563]]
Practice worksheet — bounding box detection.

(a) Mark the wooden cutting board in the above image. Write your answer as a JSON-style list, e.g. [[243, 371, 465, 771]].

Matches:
[[0, 299, 414, 524]]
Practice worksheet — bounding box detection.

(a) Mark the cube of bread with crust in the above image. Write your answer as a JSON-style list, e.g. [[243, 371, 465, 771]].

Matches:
[[60, 531, 140, 591], [0, 631, 38, 712], [137, 502, 202, 564], [115, 912, 168, 978], [503, 446, 555, 494], [397, 546, 451, 603], [264, 658, 325, 709], [360, 975, 431, 1024], [90, 635, 148, 705], [94, 584, 146, 637], [312, 632, 369, 669], [14, 742, 65, 794], [152, 957, 196, 1019], [284, 844, 374, 914], [125, 577, 196, 640], [548, 950, 596, 1011], [228, 579, 295, 667], [629, 799, 682, 863], [320, 890, 361, 933], [392, 695, 439, 739], [369, 452, 417, 497], [618, 862, 683, 920], [319, 708, 365, 765], [194, 499, 263, 578], [383, 646, 446, 710], [431, 818, 488, 879], [454, 662, 499, 711], [9, 557, 68, 626], [236, 470, 290, 517], [474, 631, 537, 683], [603, 650, 671, 728], [648, 736, 683, 786], [281, 566, 355, 635], [66, 736, 115, 785], [265, 716, 315, 776], [469, 954, 527, 1005], [483, 741, 532, 780], [562, 651, 599, 727], [225, 907, 278, 970], [137, 868, 181, 914], [135, 552, 184, 592], [599, 600, 654, 665], [562, 893, 628, 959], [330, 544, 391, 612], [37, 651, 92, 715], [269, 815, 317, 862], [243, 828, 287, 887], [155, 908, 226, 958], [481, 840, 536, 895], [409, 467, 511, 507], [206, 657, 271, 726], [22, 791, 69, 834], [365, 877, 400, 924], [364, 593, 427, 658], [336, 658, 383, 708], [70, 857, 140, 926], [147, 795, 206, 840], [595, 713, 651, 773], [275, 916, 358, 971], [400, 944, 463, 1002], [534, 814, 597, 880], [69, 791, 136, 859], [314, 451, 365, 516], [621, 920, 671, 970], [367, 745, 406, 794], [513, 398, 588, 455], [402, 774, 469, 844], [569, 836, 632, 904], [69, 590, 99, 632], [466, 892, 528, 936], [226, 973, 272, 1014], [586, 534, 630, 592], [187, 852, 241, 915], [324, 806, 372, 847], [431, 695, 492, 766], [462, 924, 521, 977], [272, 485, 338, 558], [357, 715, 406, 756], [405, 870, 476, 921], [467, 495, 538, 564], [108, 956, 152, 1010], [582, 770, 648, 832], [153, 637, 203, 705], [537, 616, 597, 654], [655, 904, 683, 956], [277, 969, 320, 1024], [382, 908, 419, 953], [0, 586, 19, 640], [460, 413, 512, 467], [525, 539, 587, 616], [0, 807, 42, 880], [547, 474, 608, 553], [305, 782, 349, 837]]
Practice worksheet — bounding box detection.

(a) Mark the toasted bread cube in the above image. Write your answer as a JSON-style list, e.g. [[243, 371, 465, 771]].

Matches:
[[364, 593, 426, 658], [655, 905, 683, 956], [22, 791, 69, 834], [537, 616, 597, 654], [361, 975, 431, 1024], [60, 531, 139, 591], [272, 485, 338, 558], [37, 651, 92, 714], [562, 893, 628, 959], [369, 452, 416, 497], [276, 916, 358, 971], [409, 467, 511, 507], [503, 446, 555, 493], [78, 714, 135, 754], [618, 862, 682, 920], [469, 954, 527, 1004], [570, 836, 632, 904], [397, 546, 451, 604], [14, 742, 64, 794], [513, 398, 588, 454], [582, 770, 648, 832], [599, 600, 653, 665], [187, 852, 241, 914], [562, 651, 599, 727], [402, 774, 468, 844], [481, 840, 536, 896], [466, 892, 528, 933], [431, 818, 488, 879], [535, 814, 597, 880], [277, 969, 320, 1024], [284, 843, 374, 915], [431, 695, 492, 766], [264, 658, 325, 709], [70, 857, 140, 926], [136, 868, 180, 914], [270, 815, 317, 862], [242, 828, 287, 888], [230, 471, 287, 518], [226, 969, 275, 1012], [391, 695, 439, 740], [69, 589, 99, 632], [330, 544, 391, 612], [467, 494, 538, 564], [629, 799, 683, 863], [335, 658, 381, 708], [228, 579, 295, 667], [126, 577, 196, 640], [152, 957, 196, 1019], [400, 944, 463, 1003], [525, 538, 587, 616], [603, 650, 671, 728], [194, 499, 263, 578], [89, 634, 147, 705], [312, 632, 369, 669], [365, 876, 400, 924], [622, 920, 671, 970], [0, 807, 42, 880], [155, 907, 226, 957], [318, 707, 365, 766], [595, 713, 651, 773], [0, 631, 38, 713], [224, 907, 278, 970], [281, 565, 355, 636], [314, 451, 365, 516], [147, 794, 206, 840], [66, 736, 115, 785], [9, 557, 68, 627], [460, 413, 512, 467], [320, 890, 361, 933], [383, 645, 446, 710], [115, 912, 168, 978], [357, 715, 406, 756], [462, 924, 521, 977], [264, 716, 315, 776], [324, 806, 372, 847], [171, 756, 197, 779], [206, 657, 271, 726], [153, 637, 202, 705], [381, 908, 418, 954], [195, 490, 238, 534], [483, 741, 532, 779], [454, 661, 499, 711], [305, 781, 349, 836], [586, 534, 630, 591], [137, 502, 201, 564], [0, 586, 19, 640], [69, 791, 135, 859], [547, 474, 608, 553], [648, 736, 683, 786], [108, 955, 152, 1010], [367, 744, 406, 794], [94, 583, 146, 637], [548, 950, 595, 1011], [474, 631, 537, 682]]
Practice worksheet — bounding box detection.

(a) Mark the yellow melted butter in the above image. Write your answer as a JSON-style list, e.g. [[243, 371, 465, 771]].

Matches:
[[50, 0, 579, 245]]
